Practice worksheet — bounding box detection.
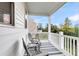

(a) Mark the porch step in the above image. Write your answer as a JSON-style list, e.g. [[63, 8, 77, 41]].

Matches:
[[40, 41, 65, 56], [40, 42, 55, 48], [41, 47, 55, 49], [40, 45, 54, 48], [48, 51, 63, 55], [41, 42, 52, 46], [49, 54, 64, 56], [41, 47, 59, 52]]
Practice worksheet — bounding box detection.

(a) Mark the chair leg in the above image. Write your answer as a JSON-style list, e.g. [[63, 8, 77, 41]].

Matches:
[[36, 44, 41, 54]]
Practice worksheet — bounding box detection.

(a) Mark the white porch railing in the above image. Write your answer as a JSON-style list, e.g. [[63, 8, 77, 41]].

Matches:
[[63, 35, 79, 56], [31, 32, 48, 40], [30, 32, 79, 56], [50, 32, 79, 56], [50, 33, 59, 48]]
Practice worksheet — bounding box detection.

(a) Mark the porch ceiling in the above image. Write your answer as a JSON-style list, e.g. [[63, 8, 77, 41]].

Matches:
[[25, 2, 65, 16]]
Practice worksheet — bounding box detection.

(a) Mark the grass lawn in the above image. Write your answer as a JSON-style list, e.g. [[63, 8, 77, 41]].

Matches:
[[38, 33, 48, 40]]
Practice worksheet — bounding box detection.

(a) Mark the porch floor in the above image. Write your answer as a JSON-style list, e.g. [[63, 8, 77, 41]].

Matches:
[[40, 40, 65, 56], [26, 40, 65, 56]]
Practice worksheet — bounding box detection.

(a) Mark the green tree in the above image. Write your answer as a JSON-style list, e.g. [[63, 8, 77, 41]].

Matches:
[[74, 24, 79, 37], [42, 24, 59, 33], [38, 23, 42, 30], [62, 17, 71, 31], [42, 24, 48, 32], [51, 24, 59, 33], [60, 17, 74, 35]]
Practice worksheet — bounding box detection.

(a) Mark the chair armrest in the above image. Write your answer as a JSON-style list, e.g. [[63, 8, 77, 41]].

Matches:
[[27, 43, 38, 48]]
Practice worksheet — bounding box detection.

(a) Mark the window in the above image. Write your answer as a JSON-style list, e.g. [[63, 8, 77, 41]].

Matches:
[[0, 2, 14, 26], [25, 20, 27, 28]]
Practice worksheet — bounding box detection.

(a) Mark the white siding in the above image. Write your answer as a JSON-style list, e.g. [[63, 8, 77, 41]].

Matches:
[[0, 26, 27, 56], [15, 2, 25, 28], [0, 2, 27, 56]]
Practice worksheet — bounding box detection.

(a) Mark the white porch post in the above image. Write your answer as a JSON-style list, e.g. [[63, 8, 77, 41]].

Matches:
[[59, 32, 64, 49], [25, 9, 30, 45], [48, 16, 51, 42]]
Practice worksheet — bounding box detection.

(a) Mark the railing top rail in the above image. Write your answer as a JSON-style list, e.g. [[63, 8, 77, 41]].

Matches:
[[30, 32, 48, 34], [63, 35, 79, 40], [51, 33, 59, 35]]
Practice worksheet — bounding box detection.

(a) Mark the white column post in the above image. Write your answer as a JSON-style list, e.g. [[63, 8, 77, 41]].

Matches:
[[48, 16, 51, 42], [59, 32, 64, 49], [25, 8, 30, 44]]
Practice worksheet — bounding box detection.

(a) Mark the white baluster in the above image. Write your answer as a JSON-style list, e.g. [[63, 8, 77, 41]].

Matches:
[[73, 39, 75, 56], [66, 37, 68, 51], [67, 37, 69, 52], [70, 38, 72, 55], [65, 37, 66, 50], [59, 32, 64, 49], [77, 39, 79, 56], [64, 37, 65, 50]]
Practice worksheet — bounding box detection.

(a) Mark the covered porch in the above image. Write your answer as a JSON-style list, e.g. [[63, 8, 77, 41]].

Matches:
[[0, 2, 79, 56], [25, 2, 79, 56]]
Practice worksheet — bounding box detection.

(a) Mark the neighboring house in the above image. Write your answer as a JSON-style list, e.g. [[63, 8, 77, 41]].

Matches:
[[28, 17, 37, 33]]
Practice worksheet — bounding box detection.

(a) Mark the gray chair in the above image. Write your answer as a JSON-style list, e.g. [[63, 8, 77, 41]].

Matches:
[[22, 39, 48, 56], [28, 33, 41, 45], [28, 33, 41, 53], [22, 39, 30, 56]]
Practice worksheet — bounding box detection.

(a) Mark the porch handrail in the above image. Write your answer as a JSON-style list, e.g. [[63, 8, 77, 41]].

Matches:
[[50, 32, 79, 56], [62, 34, 79, 56], [30, 32, 48, 34], [63, 35, 79, 40]]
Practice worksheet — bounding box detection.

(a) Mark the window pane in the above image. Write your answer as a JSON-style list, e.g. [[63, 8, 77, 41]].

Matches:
[[0, 2, 10, 24]]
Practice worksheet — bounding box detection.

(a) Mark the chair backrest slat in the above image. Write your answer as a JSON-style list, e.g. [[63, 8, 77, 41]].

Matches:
[[28, 33, 34, 43], [22, 39, 30, 56]]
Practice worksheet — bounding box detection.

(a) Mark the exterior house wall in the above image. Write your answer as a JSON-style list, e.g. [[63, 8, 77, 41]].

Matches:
[[0, 2, 27, 56], [0, 27, 26, 56], [15, 2, 25, 28]]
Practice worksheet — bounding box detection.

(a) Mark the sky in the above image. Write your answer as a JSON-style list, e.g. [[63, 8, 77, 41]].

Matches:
[[31, 2, 79, 27]]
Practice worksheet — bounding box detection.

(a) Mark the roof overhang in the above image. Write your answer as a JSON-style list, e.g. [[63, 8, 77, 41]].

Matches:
[[25, 2, 65, 16]]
